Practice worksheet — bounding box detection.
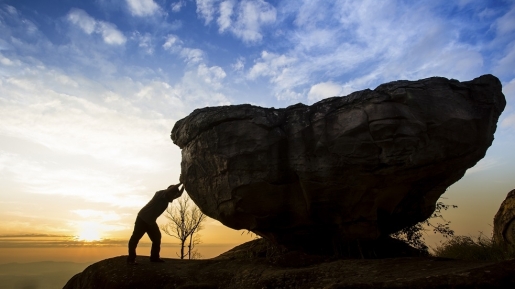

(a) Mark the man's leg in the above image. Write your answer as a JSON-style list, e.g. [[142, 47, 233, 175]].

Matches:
[[127, 217, 146, 263], [146, 221, 162, 261]]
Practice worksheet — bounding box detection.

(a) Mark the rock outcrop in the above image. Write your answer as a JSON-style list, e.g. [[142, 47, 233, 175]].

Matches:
[[63, 241, 515, 289], [494, 189, 515, 246], [172, 74, 505, 250]]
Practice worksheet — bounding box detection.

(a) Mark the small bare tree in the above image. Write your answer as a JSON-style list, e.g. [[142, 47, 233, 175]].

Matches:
[[161, 194, 206, 259]]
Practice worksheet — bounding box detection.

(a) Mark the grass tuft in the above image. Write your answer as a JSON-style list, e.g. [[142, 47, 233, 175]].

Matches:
[[432, 234, 515, 261]]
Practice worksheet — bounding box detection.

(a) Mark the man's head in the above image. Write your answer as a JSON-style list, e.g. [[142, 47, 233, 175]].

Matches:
[[165, 183, 184, 201]]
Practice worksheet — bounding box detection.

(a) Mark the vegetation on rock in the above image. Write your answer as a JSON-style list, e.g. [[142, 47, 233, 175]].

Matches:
[[433, 233, 515, 261], [391, 200, 458, 252]]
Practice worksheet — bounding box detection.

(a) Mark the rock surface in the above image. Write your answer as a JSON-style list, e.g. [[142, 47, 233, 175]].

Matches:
[[63, 240, 515, 289], [172, 74, 505, 249], [494, 189, 515, 246]]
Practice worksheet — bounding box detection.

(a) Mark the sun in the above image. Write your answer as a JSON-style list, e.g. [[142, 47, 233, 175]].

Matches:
[[76, 222, 102, 242]]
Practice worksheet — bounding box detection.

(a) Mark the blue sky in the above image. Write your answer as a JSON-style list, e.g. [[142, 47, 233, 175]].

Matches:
[[1, 0, 515, 256]]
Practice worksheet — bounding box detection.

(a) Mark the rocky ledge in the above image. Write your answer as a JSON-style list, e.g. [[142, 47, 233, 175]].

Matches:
[[171, 74, 505, 251], [494, 189, 515, 246], [63, 240, 515, 289]]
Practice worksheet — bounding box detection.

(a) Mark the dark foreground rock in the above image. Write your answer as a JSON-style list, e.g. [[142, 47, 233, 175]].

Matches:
[[171, 75, 505, 250], [494, 189, 515, 246], [64, 240, 515, 289]]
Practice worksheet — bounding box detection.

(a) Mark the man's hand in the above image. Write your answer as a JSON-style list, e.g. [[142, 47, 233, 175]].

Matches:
[[167, 183, 181, 190], [166, 183, 183, 201]]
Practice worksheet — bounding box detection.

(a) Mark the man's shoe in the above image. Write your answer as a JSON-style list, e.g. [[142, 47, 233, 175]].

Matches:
[[150, 258, 165, 263], [127, 260, 138, 265]]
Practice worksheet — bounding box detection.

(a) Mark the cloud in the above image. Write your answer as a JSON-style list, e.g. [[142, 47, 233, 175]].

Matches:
[[171, 0, 186, 12], [163, 34, 205, 64], [0, 37, 230, 215], [196, 0, 218, 24], [247, 50, 296, 79], [217, 0, 234, 32], [72, 210, 121, 221], [502, 113, 515, 129], [0, 234, 187, 247], [132, 31, 154, 54], [195, 0, 276, 43], [197, 64, 227, 88], [501, 77, 515, 129], [67, 9, 126, 45], [494, 3, 515, 35], [247, 50, 301, 100], [494, 41, 515, 79], [0, 76, 172, 166], [241, 0, 492, 102], [4, 4, 17, 15], [171, 64, 230, 107], [0, 233, 69, 238], [180, 48, 205, 64], [502, 77, 515, 104], [66, 8, 96, 34], [126, 0, 160, 16], [0, 150, 149, 207], [0, 61, 229, 218], [0, 52, 21, 66], [232, 57, 245, 71], [97, 22, 127, 45], [307, 81, 343, 102], [162, 34, 182, 50], [465, 157, 501, 175], [231, 0, 276, 43], [0, 59, 189, 210], [0, 234, 130, 247]]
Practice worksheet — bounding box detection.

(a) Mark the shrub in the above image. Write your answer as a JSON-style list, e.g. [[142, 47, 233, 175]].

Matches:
[[391, 201, 457, 252], [432, 233, 515, 261]]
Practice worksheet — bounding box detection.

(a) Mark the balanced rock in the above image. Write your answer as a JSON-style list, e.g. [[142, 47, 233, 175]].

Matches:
[[494, 189, 515, 246], [172, 74, 505, 250]]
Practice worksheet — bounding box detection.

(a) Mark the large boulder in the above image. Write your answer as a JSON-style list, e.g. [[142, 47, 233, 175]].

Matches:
[[494, 189, 515, 246], [171, 74, 505, 250]]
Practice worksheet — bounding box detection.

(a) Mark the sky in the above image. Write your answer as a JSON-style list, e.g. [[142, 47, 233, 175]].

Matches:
[[0, 0, 515, 263]]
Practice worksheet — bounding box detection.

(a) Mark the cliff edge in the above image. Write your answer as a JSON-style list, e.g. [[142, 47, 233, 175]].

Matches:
[[64, 240, 515, 289]]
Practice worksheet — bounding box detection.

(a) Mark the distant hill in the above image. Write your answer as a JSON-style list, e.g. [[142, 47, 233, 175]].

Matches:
[[0, 261, 91, 289]]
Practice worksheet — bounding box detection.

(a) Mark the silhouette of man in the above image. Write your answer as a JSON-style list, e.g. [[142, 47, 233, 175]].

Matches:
[[127, 183, 184, 264]]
